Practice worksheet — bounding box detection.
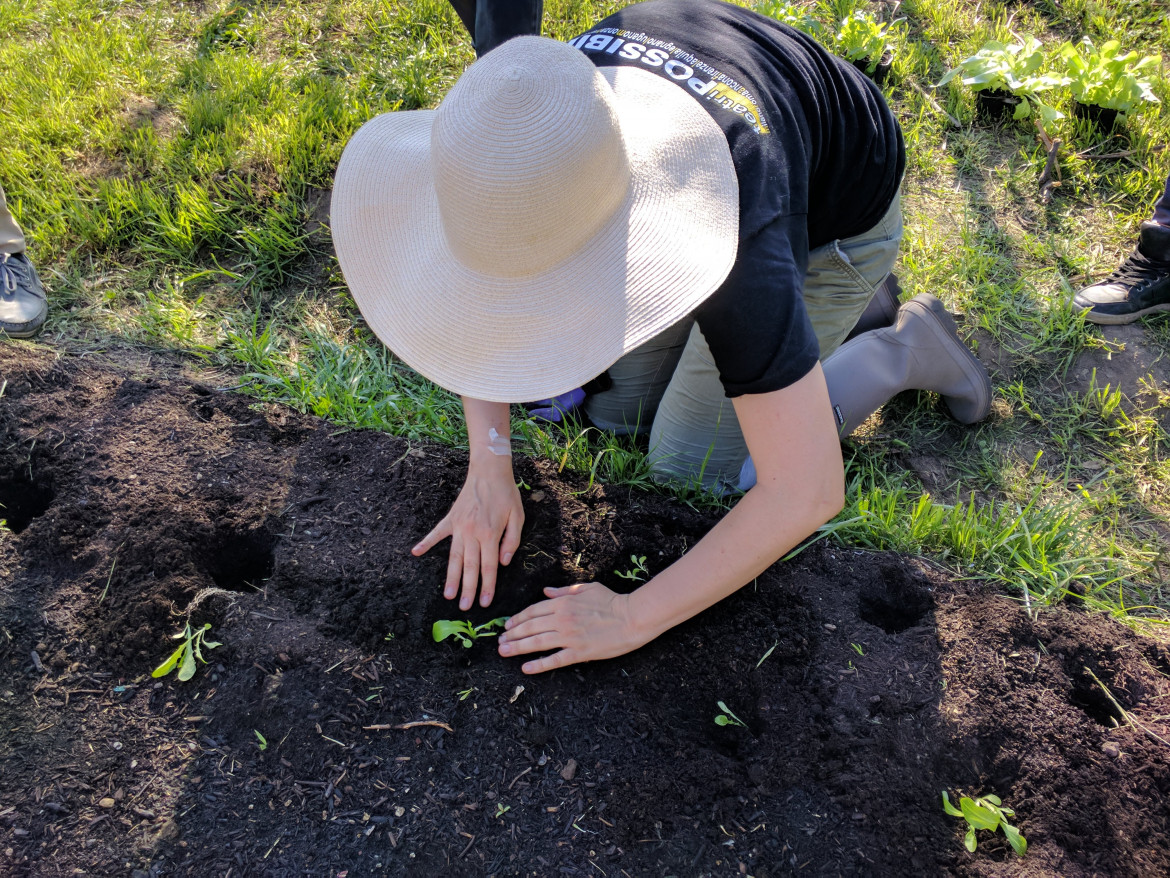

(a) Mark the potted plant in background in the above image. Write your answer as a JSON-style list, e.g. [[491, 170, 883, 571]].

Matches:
[[835, 10, 897, 84], [937, 35, 1063, 129], [1059, 38, 1161, 131]]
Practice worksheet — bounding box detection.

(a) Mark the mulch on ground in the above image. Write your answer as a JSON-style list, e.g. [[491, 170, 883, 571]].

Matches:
[[2, 343, 1168, 877]]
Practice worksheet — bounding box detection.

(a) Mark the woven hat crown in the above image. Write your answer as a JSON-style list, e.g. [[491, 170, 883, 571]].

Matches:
[[330, 36, 739, 402], [432, 37, 631, 278]]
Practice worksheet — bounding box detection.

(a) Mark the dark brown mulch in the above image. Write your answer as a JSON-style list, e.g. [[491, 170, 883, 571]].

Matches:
[[2, 343, 1168, 877]]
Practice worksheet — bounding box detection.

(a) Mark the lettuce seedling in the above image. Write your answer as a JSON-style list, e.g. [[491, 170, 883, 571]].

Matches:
[[614, 555, 649, 582], [1060, 37, 1160, 114], [152, 622, 221, 682], [714, 700, 748, 728], [835, 11, 893, 71], [432, 617, 508, 648], [942, 791, 1027, 856]]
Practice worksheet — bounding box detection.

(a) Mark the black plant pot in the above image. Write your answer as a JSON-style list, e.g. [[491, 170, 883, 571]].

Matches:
[[1073, 101, 1120, 131], [975, 88, 1021, 123], [852, 50, 893, 85]]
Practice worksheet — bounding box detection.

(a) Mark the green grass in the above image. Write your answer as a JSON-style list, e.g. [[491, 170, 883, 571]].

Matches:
[[2, 0, 1168, 625]]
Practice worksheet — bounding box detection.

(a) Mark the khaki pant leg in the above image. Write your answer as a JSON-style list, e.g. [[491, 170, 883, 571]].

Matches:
[[583, 317, 695, 436], [0, 183, 27, 255], [648, 193, 904, 493], [803, 190, 903, 359], [647, 323, 747, 493]]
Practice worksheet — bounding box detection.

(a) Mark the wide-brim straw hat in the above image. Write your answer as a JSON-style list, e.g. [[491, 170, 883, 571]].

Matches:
[[331, 36, 739, 403]]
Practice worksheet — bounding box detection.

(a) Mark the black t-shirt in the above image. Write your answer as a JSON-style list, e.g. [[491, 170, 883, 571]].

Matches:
[[570, 0, 905, 396]]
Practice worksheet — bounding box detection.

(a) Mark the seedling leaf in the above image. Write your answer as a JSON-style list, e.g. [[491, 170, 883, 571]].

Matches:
[[1002, 823, 1027, 857], [944, 790, 1027, 857], [614, 554, 650, 582], [714, 700, 748, 728], [152, 645, 185, 678], [756, 642, 777, 668], [960, 797, 1000, 831], [178, 644, 198, 681], [153, 622, 221, 681], [432, 617, 508, 648], [432, 619, 474, 647], [941, 791, 963, 817]]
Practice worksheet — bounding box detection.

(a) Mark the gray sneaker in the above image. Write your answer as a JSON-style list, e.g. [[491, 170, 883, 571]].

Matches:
[[0, 251, 47, 338]]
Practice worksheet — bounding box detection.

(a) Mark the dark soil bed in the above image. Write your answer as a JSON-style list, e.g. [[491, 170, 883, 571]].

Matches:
[[2, 344, 1169, 877]]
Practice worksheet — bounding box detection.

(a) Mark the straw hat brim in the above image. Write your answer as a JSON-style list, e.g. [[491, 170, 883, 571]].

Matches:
[[332, 65, 739, 403]]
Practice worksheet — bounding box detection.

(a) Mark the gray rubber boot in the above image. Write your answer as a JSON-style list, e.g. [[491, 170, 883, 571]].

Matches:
[[735, 293, 991, 492], [823, 293, 992, 436], [844, 273, 902, 342]]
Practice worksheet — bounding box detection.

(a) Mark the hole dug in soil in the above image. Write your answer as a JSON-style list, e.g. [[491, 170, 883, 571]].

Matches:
[[204, 523, 278, 592], [0, 467, 54, 534], [1069, 671, 1127, 727], [2, 345, 1169, 878], [857, 562, 932, 633]]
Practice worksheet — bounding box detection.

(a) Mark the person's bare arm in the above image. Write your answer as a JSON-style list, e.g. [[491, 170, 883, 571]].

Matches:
[[498, 363, 844, 673], [412, 397, 524, 610]]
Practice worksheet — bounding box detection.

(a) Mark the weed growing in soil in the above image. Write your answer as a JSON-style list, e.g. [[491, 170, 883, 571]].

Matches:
[[150, 622, 221, 682], [942, 791, 1027, 856], [254, 730, 268, 751], [756, 642, 778, 668], [431, 617, 508, 648], [714, 700, 748, 728]]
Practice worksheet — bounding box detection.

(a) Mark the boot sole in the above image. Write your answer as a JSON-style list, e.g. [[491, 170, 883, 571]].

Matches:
[[903, 295, 992, 424], [1077, 301, 1170, 325]]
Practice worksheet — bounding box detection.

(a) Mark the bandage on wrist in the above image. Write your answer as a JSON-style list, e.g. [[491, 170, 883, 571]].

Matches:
[[487, 427, 512, 456]]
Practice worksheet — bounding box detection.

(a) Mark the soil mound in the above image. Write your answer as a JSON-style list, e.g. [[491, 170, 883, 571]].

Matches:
[[2, 345, 1168, 876]]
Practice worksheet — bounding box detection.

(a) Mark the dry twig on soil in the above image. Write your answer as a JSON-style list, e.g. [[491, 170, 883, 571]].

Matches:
[[363, 720, 454, 732]]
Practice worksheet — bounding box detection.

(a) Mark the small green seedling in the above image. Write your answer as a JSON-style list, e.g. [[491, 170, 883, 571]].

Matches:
[[432, 617, 508, 648], [851, 643, 865, 656], [756, 642, 778, 668], [714, 700, 748, 728], [615, 554, 649, 582], [942, 791, 1027, 857], [152, 622, 221, 682], [457, 687, 476, 701], [254, 730, 268, 751], [494, 802, 511, 818]]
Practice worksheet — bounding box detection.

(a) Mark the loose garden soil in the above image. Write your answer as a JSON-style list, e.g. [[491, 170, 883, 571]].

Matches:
[[2, 343, 1169, 877]]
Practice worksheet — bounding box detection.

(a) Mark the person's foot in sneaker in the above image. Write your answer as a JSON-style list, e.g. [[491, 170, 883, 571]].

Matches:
[[0, 251, 48, 338], [1073, 221, 1170, 325]]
